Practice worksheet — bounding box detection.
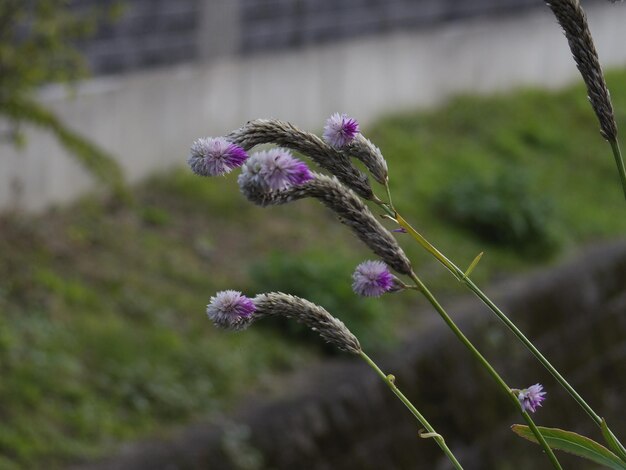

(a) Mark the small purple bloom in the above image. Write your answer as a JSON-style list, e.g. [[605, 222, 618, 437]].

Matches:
[[352, 260, 395, 297], [188, 137, 248, 176], [323, 113, 360, 148], [392, 227, 408, 233], [517, 384, 546, 413], [240, 148, 313, 191], [207, 290, 256, 330]]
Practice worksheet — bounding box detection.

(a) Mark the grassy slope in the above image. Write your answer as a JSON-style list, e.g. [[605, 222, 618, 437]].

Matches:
[[372, 71, 626, 283], [1, 71, 626, 468]]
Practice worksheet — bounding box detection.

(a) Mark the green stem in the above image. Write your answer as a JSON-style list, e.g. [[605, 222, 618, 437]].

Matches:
[[522, 409, 564, 470], [408, 272, 563, 470], [359, 350, 464, 470], [391, 210, 626, 459], [463, 277, 601, 425], [385, 181, 394, 209], [610, 138, 626, 202]]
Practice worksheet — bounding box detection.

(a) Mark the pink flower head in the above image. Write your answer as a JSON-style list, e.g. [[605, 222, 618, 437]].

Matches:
[[352, 260, 395, 297], [323, 113, 360, 148], [207, 290, 256, 330], [517, 384, 546, 413], [188, 137, 248, 176], [240, 148, 313, 191]]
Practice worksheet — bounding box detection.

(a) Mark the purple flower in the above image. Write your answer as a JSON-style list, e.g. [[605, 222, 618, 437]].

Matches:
[[323, 113, 360, 148], [206, 290, 256, 330], [352, 260, 395, 297], [240, 148, 313, 191], [188, 137, 248, 176], [517, 384, 546, 413], [392, 227, 408, 233]]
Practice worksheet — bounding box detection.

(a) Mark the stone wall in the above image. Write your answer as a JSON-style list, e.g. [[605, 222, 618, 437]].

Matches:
[[77, 0, 202, 74], [238, 0, 539, 55], [79, 0, 546, 75], [78, 241, 626, 470]]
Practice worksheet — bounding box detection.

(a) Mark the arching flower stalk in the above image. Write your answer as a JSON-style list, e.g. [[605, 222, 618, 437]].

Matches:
[[545, 0, 616, 141], [234, 138, 562, 467], [545, 0, 626, 200], [189, 92, 626, 465], [227, 119, 374, 200], [188, 124, 563, 467], [206, 290, 464, 470], [238, 170, 412, 276]]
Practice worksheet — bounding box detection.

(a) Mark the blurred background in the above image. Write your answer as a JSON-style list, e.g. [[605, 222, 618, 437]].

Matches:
[[1, 1, 625, 469]]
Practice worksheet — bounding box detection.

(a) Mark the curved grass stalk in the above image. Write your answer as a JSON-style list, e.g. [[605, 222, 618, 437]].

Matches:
[[406, 272, 563, 470], [360, 351, 464, 470]]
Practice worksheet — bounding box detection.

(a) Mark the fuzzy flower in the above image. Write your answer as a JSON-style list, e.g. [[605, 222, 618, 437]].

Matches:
[[323, 113, 360, 148], [517, 384, 546, 413], [239, 148, 313, 191], [206, 290, 256, 330], [352, 260, 395, 297], [228, 119, 374, 199], [188, 137, 248, 176]]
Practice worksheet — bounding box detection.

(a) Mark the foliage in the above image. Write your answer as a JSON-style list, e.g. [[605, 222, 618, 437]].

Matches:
[[370, 70, 626, 285], [0, 0, 126, 196], [0, 187, 315, 468], [2, 71, 626, 466], [435, 169, 559, 257], [512, 425, 626, 469]]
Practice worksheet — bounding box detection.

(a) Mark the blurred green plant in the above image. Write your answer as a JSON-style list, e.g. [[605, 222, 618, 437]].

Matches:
[[3, 71, 626, 467], [0, 0, 126, 197], [250, 251, 395, 352], [435, 170, 559, 257]]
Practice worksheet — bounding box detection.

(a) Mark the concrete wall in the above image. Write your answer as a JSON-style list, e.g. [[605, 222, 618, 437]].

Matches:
[[237, 0, 539, 54], [78, 241, 626, 469], [78, 0, 541, 75], [76, 0, 202, 74], [2, 3, 626, 211]]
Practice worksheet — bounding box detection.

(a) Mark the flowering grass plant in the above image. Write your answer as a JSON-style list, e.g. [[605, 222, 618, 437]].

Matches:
[[189, 1, 626, 468]]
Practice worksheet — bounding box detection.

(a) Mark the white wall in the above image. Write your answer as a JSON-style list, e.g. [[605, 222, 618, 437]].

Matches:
[[2, 3, 626, 211]]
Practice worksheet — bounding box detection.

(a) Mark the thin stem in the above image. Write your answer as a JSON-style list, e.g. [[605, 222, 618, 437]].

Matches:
[[385, 181, 394, 209], [522, 410, 564, 470], [393, 209, 626, 458], [395, 213, 458, 275], [463, 277, 601, 425], [610, 138, 626, 201], [359, 350, 464, 470], [408, 272, 563, 470]]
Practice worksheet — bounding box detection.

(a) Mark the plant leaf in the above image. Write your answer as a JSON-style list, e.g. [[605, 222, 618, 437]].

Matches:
[[601, 419, 626, 463], [462, 251, 484, 279], [512, 425, 626, 469], [395, 213, 457, 275]]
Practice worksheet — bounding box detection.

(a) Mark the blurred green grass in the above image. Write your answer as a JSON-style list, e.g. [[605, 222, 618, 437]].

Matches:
[[2, 70, 626, 468]]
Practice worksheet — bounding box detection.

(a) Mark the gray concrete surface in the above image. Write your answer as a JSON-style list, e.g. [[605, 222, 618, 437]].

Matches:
[[76, 0, 540, 75], [1, 3, 626, 211]]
